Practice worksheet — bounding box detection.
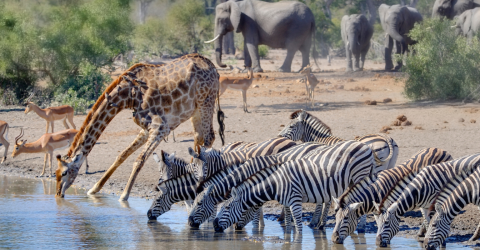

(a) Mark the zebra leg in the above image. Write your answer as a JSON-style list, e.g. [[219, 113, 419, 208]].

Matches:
[[258, 206, 265, 227], [317, 201, 331, 230], [308, 203, 324, 229], [357, 214, 366, 233], [277, 208, 285, 222], [289, 202, 304, 234], [284, 206, 292, 228], [416, 208, 430, 238]]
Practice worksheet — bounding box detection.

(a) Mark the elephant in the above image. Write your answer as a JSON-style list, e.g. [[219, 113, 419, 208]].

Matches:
[[379, 4, 423, 71], [432, 0, 480, 19], [454, 7, 480, 40], [341, 14, 373, 72], [205, 0, 319, 73]]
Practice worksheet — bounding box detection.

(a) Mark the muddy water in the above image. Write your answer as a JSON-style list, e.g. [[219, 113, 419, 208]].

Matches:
[[0, 175, 464, 249]]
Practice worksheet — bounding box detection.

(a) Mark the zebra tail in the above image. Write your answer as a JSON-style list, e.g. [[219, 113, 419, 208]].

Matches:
[[216, 87, 225, 146]]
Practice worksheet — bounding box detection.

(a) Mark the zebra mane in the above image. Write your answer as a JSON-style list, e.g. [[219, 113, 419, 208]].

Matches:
[[224, 163, 279, 198], [338, 175, 375, 208], [289, 110, 333, 136], [195, 160, 242, 193], [377, 162, 418, 212]]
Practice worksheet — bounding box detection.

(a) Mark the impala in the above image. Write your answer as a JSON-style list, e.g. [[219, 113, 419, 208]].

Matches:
[[24, 94, 76, 133], [219, 67, 254, 113], [11, 128, 88, 176], [0, 121, 9, 164]]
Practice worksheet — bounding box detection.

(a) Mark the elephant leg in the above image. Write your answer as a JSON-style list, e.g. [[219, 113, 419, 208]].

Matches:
[[299, 42, 311, 70], [384, 35, 394, 71], [278, 48, 296, 73], [243, 42, 252, 68], [359, 41, 370, 71], [346, 44, 353, 72], [245, 42, 263, 72], [353, 53, 361, 72], [394, 40, 403, 71]]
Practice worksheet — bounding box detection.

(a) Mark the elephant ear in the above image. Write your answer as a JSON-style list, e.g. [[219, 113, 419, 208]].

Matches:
[[228, 1, 242, 33]]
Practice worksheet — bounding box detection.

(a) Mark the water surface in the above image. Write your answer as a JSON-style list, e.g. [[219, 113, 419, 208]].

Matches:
[[0, 175, 464, 249]]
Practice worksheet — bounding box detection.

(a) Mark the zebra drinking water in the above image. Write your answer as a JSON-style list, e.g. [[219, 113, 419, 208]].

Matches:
[[331, 148, 452, 244]]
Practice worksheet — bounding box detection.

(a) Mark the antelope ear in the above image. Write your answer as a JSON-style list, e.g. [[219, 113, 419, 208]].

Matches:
[[21, 140, 27, 146], [188, 147, 199, 158], [152, 152, 161, 163]]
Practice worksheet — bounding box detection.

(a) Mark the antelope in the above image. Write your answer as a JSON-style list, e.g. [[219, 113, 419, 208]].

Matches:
[[24, 94, 76, 133], [299, 65, 320, 109], [219, 67, 254, 113], [11, 128, 89, 176], [0, 121, 9, 164]]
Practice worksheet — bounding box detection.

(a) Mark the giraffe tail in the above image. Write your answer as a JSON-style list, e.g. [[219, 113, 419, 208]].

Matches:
[[216, 91, 225, 146]]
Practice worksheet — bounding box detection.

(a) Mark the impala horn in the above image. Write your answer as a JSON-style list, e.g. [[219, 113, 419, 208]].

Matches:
[[15, 128, 24, 145], [204, 34, 221, 44], [24, 93, 35, 105]]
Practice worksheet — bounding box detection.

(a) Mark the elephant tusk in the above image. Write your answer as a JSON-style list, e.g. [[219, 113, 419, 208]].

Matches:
[[204, 34, 221, 44], [450, 25, 456, 28]]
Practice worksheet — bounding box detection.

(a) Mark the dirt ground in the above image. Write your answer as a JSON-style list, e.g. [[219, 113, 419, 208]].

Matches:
[[1, 49, 480, 246]]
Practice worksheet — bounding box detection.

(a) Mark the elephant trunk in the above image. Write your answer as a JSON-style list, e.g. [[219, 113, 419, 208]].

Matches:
[[215, 34, 227, 68], [348, 33, 361, 54]]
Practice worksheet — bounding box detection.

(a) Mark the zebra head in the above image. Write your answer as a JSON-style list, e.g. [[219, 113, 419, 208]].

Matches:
[[332, 197, 364, 244], [374, 202, 401, 247], [188, 185, 216, 228], [423, 204, 450, 250], [235, 204, 263, 230], [147, 184, 173, 220], [189, 146, 222, 183], [278, 110, 307, 141], [152, 151, 175, 187], [213, 187, 245, 232]]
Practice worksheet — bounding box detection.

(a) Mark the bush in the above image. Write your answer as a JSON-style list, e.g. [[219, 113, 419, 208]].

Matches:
[[55, 63, 108, 102], [258, 45, 269, 58], [52, 88, 94, 115], [403, 18, 480, 101]]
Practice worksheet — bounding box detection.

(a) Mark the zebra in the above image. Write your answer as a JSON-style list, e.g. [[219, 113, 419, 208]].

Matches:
[[188, 137, 297, 182], [147, 172, 198, 220], [374, 153, 480, 247], [331, 148, 452, 244], [187, 142, 327, 228], [278, 109, 399, 229], [213, 140, 376, 234], [148, 141, 253, 218], [423, 167, 480, 249]]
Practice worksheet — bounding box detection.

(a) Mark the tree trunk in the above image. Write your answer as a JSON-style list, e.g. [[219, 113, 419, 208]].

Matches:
[[366, 0, 378, 26], [409, 0, 419, 7], [323, 0, 334, 19], [138, 0, 153, 24]]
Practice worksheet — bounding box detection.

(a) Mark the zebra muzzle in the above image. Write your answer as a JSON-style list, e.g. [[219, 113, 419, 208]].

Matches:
[[188, 216, 200, 228], [331, 231, 344, 244], [213, 218, 224, 232], [147, 209, 157, 220]]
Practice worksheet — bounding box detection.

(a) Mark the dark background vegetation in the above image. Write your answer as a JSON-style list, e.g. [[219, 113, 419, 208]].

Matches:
[[2, 0, 477, 112]]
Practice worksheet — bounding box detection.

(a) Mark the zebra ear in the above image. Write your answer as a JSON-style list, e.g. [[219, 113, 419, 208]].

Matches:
[[434, 203, 443, 214], [153, 152, 161, 163], [332, 196, 340, 206], [298, 110, 307, 121], [158, 185, 168, 194], [188, 147, 199, 158], [231, 187, 238, 196], [167, 152, 176, 162], [351, 202, 364, 211], [372, 201, 381, 213]]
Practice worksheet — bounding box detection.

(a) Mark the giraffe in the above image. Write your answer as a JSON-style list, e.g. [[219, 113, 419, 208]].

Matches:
[[55, 54, 225, 201]]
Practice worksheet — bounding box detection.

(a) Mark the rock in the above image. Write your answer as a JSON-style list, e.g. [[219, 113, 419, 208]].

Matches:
[[374, 73, 381, 78], [380, 126, 392, 133], [471, 119, 477, 123], [365, 100, 377, 105], [347, 78, 355, 82], [401, 121, 412, 126], [285, 89, 290, 93], [415, 126, 424, 130], [270, 61, 275, 64], [396, 115, 407, 122], [459, 118, 465, 122], [335, 85, 344, 90], [391, 120, 402, 126], [383, 98, 393, 103], [444, 121, 448, 123], [280, 125, 285, 127], [253, 85, 259, 88]]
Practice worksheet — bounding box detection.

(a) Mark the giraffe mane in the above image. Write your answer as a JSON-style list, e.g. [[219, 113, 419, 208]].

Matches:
[[289, 110, 332, 136], [67, 63, 154, 157]]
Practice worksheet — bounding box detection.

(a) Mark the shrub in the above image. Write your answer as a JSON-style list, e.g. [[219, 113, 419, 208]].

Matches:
[[52, 88, 94, 115], [258, 45, 269, 58], [55, 63, 108, 102], [404, 18, 480, 101]]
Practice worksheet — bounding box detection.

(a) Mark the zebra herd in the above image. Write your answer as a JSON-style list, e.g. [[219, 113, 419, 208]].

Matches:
[[147, 109, 480, 249]]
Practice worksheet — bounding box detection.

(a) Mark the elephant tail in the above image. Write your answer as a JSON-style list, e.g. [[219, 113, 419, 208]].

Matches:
[[311, 23, 321, 71]]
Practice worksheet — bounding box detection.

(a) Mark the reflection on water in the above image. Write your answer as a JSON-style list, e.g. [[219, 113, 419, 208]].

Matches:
[[0, 175, 465, 249]]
